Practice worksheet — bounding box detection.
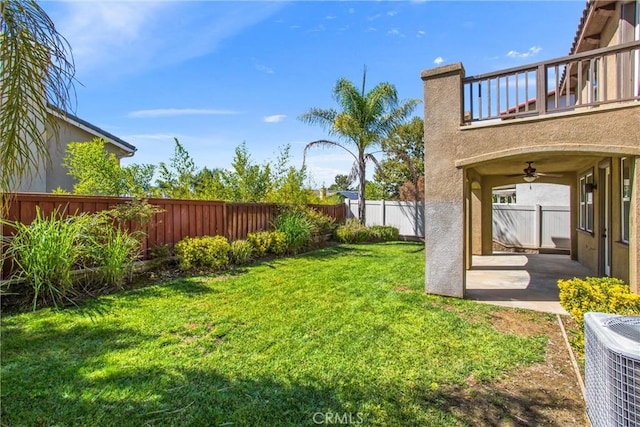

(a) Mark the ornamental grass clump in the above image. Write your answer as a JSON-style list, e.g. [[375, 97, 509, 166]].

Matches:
[[229, 240, 254, 265], [273, 209, 312, 254], [1, 207, 89, 309], [77, 212, 141, 288]]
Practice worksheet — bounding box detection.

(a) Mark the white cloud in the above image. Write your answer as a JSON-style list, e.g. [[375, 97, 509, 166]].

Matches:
[[52, 2, 285, 79], [128, 109, 240, 118], [325, 15, 336, 20], [387, 11, 398, 17], [506, 46, 542, 59], [263, 114, 286, 123], [434, 56, 444, 65], [255, 63, 275, 74], [366, 27, 378, 32], [367, 13, 382, 21], [387, 28, 404, 37], [416, 30, 426, 38], [290, 25, 301, 30]]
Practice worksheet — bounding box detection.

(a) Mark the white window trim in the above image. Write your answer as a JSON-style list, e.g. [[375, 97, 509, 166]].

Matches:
[[621, 157, 631, 243], [579, 170, 594, 233]]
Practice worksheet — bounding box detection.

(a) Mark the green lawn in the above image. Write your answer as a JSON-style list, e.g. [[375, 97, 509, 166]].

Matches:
[[1, 242, 548, 426]]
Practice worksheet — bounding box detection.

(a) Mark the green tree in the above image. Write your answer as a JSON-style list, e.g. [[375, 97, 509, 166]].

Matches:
[[63, 138, 154, 196], [265, 144, 320, 205], [364, 181, 386, 200], [375, 116, 425, 200], [1, 0, 75, 202], [328, 174, 354, 191], [220, 143, 271, 202], [299, 68, 419, 223], [193, 167, 226, 200], [156, 138, 198, 199]]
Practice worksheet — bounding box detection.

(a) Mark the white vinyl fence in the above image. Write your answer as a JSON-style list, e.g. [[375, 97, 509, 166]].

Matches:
[[345, 200, 425, 238], [346, 200, 570, 249], [493, 204, 570, 249]]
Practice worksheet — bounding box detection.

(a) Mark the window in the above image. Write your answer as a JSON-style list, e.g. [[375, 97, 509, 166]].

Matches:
[[621, 158, 631, 242], [579, 171, 594, 232]]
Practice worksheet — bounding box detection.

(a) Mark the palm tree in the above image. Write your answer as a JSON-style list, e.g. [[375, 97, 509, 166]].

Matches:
[[0, 0, 75, 203], [299, 68, 419, 223]]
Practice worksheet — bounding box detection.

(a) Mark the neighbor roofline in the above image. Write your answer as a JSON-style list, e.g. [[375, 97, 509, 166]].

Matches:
[[47, 105, 136, 154]]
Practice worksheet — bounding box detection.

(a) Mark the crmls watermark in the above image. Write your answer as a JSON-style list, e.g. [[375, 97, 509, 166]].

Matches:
[[312, 412, 365, 425]]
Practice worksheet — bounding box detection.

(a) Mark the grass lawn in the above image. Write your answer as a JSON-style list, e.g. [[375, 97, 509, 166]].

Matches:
[[1, 242, 549, 426]]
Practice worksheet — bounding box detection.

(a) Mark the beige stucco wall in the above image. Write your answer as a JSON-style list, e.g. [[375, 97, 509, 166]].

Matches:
[[422, 63, 640, 296], [6, 115, 134, 193], [455, 105, 640, 165], [45, 118, 128, 192]]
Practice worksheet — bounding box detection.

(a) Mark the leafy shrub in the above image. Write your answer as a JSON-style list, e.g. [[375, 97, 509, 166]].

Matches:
[[149, 244, 172, 259], [246, 231, 270, 257], [246, 231, 287, 257], [370, 225, 400, 242], [559, 277, 640, 326], [230, 240, 253, 265], [334, 220, 400, 244], [558, 277, 640, 353], [273, 209, 312, 254], [267, 231, 287, 255], [1, 207, 89, 309], [304, 207, 336, 241], [106, 199, 163, 229], [334, 219, 372, 243], [175, 236, 230, 271]]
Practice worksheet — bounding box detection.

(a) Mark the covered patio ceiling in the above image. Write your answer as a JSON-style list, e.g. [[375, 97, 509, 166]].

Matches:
[[468, 153, 605, 177]]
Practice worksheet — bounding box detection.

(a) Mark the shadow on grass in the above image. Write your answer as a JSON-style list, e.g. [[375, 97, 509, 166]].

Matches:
[[426, 383, 584, 426], [301, 245, 365, 261], [2, 356, 583, 426]]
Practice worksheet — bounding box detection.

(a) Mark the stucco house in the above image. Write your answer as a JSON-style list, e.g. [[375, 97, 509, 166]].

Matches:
[[422, 0, 639, 295], [11, 107, 136, 193]]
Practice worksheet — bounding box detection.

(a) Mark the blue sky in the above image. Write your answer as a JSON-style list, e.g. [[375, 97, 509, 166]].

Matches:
[[43, 0, 586, 187]]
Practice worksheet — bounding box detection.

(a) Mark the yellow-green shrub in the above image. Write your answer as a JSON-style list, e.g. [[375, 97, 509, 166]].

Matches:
[[175, 236, 230, 271], [558, 277, 640, 328], [246, 231, 287, 257]]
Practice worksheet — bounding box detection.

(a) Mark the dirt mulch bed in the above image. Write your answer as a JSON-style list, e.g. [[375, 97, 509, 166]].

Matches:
[[439, 309, 587, 426]]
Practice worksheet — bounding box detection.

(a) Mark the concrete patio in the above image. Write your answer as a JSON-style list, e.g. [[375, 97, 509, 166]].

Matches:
[[466, 253, 593, 315]]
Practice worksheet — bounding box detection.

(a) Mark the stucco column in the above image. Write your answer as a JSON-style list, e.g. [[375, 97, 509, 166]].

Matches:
[[480, 178, 494, 255], [629, 157, 640, 294], [569, 179, 579, 261], [471, 188, 482, 255], [422, 63, 466, 298]]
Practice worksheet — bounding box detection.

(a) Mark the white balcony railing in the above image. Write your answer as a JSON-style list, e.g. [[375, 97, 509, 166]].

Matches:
[[463, 40, 640, 124]]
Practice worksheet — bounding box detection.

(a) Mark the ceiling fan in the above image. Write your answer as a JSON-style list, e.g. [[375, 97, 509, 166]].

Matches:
[[506, 161, 563, 182]]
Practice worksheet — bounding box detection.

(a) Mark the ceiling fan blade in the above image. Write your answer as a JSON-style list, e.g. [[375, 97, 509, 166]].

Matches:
[[505, 173, 526, 177], [537, 172, 563, 177]]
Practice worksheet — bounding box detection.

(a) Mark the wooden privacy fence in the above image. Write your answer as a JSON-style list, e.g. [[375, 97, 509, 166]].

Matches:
[[1, 193, 346, 271]]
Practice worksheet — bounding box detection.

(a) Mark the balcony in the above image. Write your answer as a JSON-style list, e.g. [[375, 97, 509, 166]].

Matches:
[[463, 40, 640, 124]]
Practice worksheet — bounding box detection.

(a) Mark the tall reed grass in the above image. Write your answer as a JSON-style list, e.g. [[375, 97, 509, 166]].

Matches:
[[1, 207, 88, 309]]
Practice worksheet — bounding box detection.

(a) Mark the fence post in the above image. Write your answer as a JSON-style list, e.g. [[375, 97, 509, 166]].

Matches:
[[414, 201, 419, 237], [534, 204, 542, 249], [381, 199, 386, 226]]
